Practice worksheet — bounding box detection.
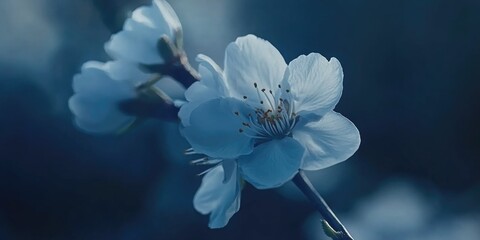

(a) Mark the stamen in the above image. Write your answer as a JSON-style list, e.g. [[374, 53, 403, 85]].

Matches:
[[237, 82, 298, 139], [248, 114, 269, 135], [290, 103, 296, 119], [185, 148, 199, 155], [277, 116, 287, 131], [241, 130, 270, 140], [191, 157, 222, 166], [197, 164, 222, 176], [288, 117, 298, 132], [190, 157, 208, 165], [254, 84, 264, 104], [261, 90, 275, 110], [252, 112, 270, 133]]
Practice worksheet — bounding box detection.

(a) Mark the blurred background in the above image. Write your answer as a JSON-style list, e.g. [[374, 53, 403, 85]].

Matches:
[[0, 0, 479, 239]]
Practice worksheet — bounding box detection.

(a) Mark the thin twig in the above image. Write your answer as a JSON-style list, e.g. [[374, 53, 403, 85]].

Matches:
[[292, 171, 354, 240]]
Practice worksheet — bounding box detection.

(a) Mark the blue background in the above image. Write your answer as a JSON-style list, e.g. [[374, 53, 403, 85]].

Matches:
[[0, 0, 479, 239]]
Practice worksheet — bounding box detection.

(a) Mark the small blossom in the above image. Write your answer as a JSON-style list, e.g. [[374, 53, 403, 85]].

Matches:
[[69, 60, 184, 133], [105, 0, 183, 65], [69, 61, 142, 133], [69, 0, 185, 133], [181, 34, 360, 192]]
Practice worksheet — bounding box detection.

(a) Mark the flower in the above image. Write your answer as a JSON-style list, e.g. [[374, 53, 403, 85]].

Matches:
[[181, 34, 360, 190], [105, 0, 183, 65], [69, 60, 184, 133], [69, 0, 185, 133]]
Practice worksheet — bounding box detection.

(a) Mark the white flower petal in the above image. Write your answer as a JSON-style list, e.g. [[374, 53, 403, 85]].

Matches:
[[132, 0, 181, 34], [178, 100, 202, 127], [69, 93, 135, 134], [238, 138, 304, 189], [72, 63, 105, 94], [69, 62, 136, 133], [293, 111, 360, 171], [131, 5, 161, 29], [103, 60, 150, 84], [286, 53, 343, 116], [179, 54, 228, 126], [194, 163, 241, 229], [181, 98, 254, 159], [186, 54, 227, 102], [151, 0, 181, 34], [224, 35, 286, 105], [222, 159, 236, 183], [105, 24, 163, 64], [194, 54, 228, 97], [104, 0, 181, 64]]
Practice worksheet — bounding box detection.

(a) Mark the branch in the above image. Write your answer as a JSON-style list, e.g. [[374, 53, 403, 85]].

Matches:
[[142, 36, 200, 88], [292, 171, 354, 240]]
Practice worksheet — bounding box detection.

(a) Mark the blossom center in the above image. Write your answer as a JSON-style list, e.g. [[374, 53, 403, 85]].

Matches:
[[236, 82, 298, 141]]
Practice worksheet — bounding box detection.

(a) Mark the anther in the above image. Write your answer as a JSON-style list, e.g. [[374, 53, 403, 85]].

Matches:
[[239, 129, 244, 133], [243, 96, 247, 99], [261, 88, 266, 92], [254, 82, 258, 88], [234, 111, 239, 116], [286, 89, 290, 93], [260, 101, 264, 104], [278, 84, 282, 88]]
